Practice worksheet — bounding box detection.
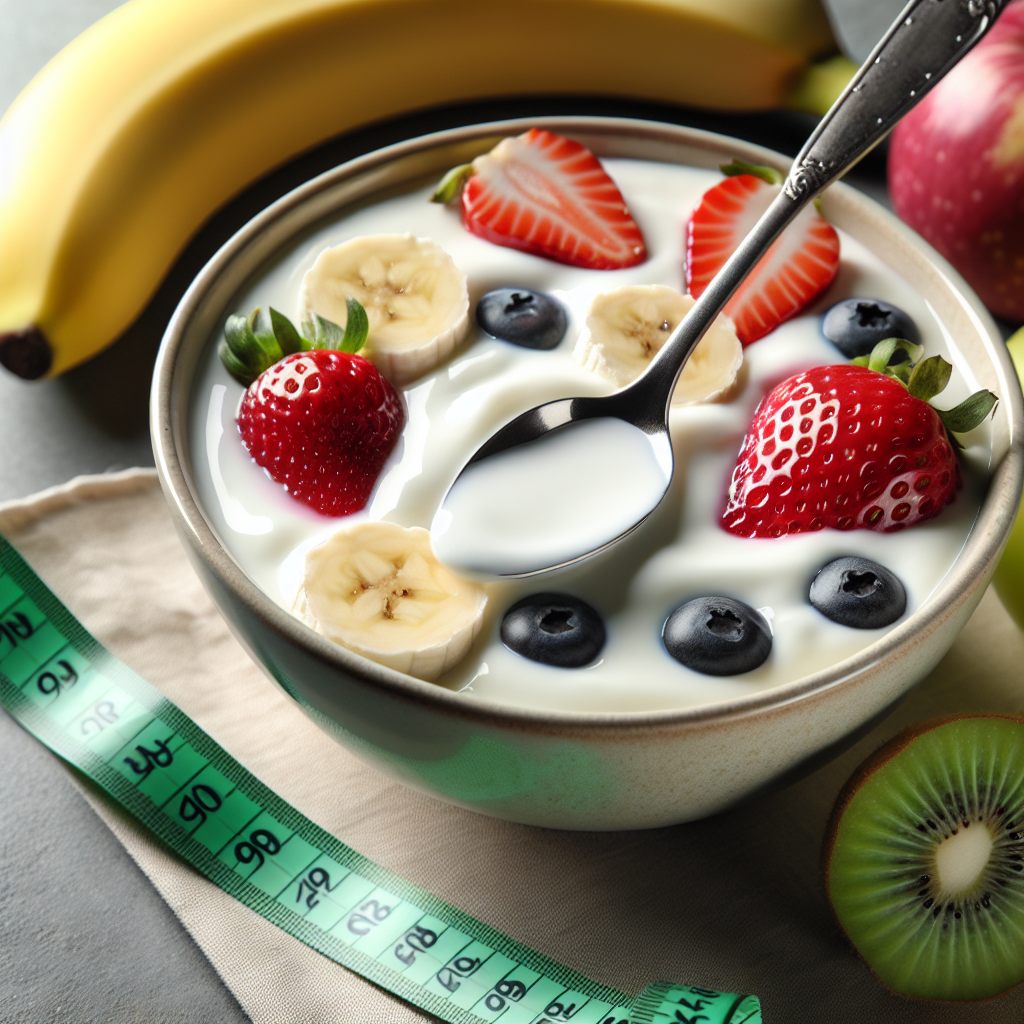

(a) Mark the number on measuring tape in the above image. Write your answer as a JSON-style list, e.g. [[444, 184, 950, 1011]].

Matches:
[[79, 699, 120, 736], [294, 865, 341, 909], [35, 658, 78, 695], [346, 897, 393, 936], [0, 539, 762, 1024], [394, 923, 438, 966], [123, 739, 174, 778], [234, 828, 281, 872], [1, 608, 38, 645], [178, 784, 223, 827]]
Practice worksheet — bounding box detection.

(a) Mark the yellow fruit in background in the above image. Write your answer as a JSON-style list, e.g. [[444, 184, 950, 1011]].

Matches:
[[993, 326, 1024, 629], [0, 0, 834, 380]]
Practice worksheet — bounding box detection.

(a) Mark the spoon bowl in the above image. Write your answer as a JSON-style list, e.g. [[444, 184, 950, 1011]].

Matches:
[[430, 405, 673, 577]]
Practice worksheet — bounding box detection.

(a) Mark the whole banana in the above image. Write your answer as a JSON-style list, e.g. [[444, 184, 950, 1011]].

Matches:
[[0, 0, 833, 379]]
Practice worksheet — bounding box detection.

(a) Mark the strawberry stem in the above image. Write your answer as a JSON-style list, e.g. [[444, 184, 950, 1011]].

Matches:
[[853, 337, 924, 374], [430, 163, 473, 204], [301, 296, 368, 353], [220, 299, 368, 385], [219, 309, 284, 385], [719, 158, 782, 186], [851, 338, 998, 438]]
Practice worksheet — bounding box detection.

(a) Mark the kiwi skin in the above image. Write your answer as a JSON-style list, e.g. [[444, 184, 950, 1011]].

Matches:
[[823, 712, 1024, 1002]]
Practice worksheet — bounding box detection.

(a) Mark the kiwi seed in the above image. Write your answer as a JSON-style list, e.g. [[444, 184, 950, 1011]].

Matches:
[[824, 713, 1024, 1001]]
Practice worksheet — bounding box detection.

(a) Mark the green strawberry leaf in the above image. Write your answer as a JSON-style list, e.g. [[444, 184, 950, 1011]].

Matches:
[[852, 337, 999, 443], [430, 162, 474, 204], [301, 297, 368, 353], [220, 311, 282, 385], [890, 359, 913, 385], [935, 390, 999, 435], [223, 313, 256, 357], [221, 299, 370, 383], [338, 295, 369, 353], [303, 313, 343, 350], [865, 337, 924, 374], [269, 306, 308, 355], [719, 158, 782, 186], [906, 354, 952, 402], [217, 339, 252, 386]]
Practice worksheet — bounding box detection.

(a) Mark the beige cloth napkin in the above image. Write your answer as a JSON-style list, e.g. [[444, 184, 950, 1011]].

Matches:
[[1, 469, 1021, 1024]]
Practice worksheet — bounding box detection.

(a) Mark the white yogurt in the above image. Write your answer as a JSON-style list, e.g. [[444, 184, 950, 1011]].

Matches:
[[188, 159, 990, 713], [431, 417, 672, 577]]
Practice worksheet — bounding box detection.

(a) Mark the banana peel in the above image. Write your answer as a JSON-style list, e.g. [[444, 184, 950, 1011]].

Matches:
[[0, 0, 836, 379]]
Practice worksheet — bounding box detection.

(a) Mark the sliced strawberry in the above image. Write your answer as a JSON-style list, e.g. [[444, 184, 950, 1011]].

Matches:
[[686, 162, 840, 345], [451, 128, 646, 270]]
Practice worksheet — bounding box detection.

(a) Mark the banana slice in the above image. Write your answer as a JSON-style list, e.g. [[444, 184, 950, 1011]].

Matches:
[[299, 234, 470, 385], [574, 285, 742, 406], [294, 522, 487, 682]]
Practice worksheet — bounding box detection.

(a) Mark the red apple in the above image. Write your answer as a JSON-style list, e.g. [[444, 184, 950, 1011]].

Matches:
[[888, 0, 1024, 322]]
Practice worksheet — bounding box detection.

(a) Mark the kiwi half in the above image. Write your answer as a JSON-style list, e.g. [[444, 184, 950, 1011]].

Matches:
[[824, 713, 1024, 1001]]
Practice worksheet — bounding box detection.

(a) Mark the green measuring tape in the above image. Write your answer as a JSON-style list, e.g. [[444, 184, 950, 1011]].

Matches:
[[0, 535, 761, 1024]]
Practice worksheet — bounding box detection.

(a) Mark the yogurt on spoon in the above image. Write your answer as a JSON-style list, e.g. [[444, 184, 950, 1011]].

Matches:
[[430, 417, 672, 577]]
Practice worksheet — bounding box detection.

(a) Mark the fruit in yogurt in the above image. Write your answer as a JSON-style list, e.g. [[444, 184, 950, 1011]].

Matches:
[[809, 556, 907, 629], [722, 341, 998, 538], [476, 288, 567, 350], [685, 159, 840, 346], [236, 345, 403, 518], [825, 713, 1024, 1001], [573, 285, 742, 406], [294, 522, 486, 681], [821, 298, 920, 360], [300, 234, 470, 386], [195, 156, 993, 711], [500, 593, 605, 668], [662, 596, 772, 676], [432, 129, 647, 271]]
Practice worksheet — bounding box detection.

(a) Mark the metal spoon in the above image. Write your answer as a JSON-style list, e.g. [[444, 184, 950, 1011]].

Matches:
[[433, 0, 1009, 578]]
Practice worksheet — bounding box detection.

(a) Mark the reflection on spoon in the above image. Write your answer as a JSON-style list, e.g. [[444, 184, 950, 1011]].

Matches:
[[430, 417, 672, 577]]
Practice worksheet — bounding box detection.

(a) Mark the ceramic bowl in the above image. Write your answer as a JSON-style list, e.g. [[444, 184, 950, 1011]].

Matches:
[[151, 117, 1024, 830]]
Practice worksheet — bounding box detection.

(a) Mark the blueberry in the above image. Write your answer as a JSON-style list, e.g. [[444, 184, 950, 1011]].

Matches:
[[822, 298, 920, 359], [662, 596, 772, 676], [500, 592, 605, 667], [809, 556, 907, 629], [476, 288, 567, 350]]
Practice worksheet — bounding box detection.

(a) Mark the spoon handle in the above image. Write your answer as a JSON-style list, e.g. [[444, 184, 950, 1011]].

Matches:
[[630, 0, 1011, 428]]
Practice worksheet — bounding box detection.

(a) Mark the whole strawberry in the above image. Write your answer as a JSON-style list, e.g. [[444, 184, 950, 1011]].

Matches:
[[722, 340, 997, 538], [221, 299, 404, 516]]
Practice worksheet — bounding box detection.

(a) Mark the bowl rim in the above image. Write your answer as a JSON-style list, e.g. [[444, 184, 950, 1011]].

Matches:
[[152, 114, 1024, 735]]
